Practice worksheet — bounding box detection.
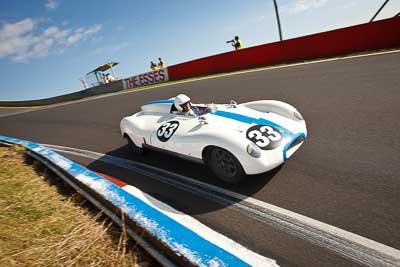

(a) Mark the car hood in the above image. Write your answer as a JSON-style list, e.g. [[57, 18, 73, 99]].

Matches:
[[203, 105, 307, 160], [205, 105, 306, 135]]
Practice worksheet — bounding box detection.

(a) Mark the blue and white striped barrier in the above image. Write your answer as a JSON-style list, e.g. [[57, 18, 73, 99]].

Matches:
[[0, 135, 278, 267]]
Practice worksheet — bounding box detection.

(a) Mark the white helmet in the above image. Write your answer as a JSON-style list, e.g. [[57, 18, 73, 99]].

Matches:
[[174, 94, 191, 112]]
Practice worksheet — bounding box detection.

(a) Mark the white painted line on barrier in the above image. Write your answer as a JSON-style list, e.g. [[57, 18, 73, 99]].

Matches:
[[1, 49, 399, 118], [43, 143, 400, 267]]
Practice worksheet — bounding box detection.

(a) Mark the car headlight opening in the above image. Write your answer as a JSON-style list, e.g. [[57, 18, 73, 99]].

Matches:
[[247, 143, 261, 158]]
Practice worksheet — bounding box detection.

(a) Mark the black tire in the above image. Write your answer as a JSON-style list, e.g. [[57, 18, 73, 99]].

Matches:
[[125, 134, 145, 155], [205, 147, 245, 184]]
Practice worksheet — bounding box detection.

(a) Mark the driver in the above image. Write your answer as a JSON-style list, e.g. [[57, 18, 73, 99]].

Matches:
[[174, 94, 209, 116]]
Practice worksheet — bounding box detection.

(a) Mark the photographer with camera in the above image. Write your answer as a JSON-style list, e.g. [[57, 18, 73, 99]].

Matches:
[[226, 36, 243, 50]]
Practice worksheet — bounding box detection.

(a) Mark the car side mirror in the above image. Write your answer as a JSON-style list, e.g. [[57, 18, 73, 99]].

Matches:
[[230, 100, 238, 107]]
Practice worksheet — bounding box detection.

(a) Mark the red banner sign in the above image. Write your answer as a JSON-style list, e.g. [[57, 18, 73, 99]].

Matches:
[[123, 68, 169, 89]]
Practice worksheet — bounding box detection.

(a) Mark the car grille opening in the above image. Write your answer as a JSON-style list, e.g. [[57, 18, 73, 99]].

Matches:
[[285, 135, 305, 160]]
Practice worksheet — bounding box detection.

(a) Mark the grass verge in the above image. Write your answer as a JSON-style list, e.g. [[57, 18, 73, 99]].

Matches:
[[0, 145, 155, 267]]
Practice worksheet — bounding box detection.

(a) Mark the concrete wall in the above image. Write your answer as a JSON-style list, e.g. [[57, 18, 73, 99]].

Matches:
[[0, 80, 123, 107], [168, 17, 400, 80]]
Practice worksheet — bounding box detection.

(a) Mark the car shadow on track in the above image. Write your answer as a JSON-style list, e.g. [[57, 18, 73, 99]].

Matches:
[[87, 144, 282, 215]]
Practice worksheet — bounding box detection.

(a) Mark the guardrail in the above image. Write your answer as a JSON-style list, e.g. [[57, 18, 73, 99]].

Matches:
[[0, 80, 124, 107], [0, 135, 278, 267]]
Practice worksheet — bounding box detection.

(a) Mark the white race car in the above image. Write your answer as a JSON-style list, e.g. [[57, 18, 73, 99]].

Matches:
[[120, 96, 307, 183]]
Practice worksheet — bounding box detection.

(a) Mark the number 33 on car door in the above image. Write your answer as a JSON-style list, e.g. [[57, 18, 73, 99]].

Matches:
[[157, 121, 180, 142]]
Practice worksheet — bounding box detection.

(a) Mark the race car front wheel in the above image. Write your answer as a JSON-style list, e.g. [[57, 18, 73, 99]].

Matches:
[[124, 134, 145, 155], [206, 147, 245, 184]]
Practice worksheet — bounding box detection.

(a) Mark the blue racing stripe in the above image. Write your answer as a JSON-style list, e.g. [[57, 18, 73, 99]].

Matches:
[[143, 99, 174, 105], [211, 110, 293, 134], [211, 110, 306, 161]]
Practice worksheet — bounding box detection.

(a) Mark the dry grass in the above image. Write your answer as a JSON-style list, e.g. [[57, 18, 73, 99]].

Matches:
[[0, 145, 155, 267]]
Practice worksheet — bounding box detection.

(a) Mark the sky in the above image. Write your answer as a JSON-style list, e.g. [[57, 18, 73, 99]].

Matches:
[[0, 0, 399, 100]]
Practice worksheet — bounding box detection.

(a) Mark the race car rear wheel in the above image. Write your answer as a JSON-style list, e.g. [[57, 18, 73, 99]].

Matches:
[[206, 147, 245, 184], [124, 134, 145, 155]]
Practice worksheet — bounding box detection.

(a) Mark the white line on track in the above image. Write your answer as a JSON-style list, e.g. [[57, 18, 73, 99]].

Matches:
[[1, 49, 399, 118], [43, 143, 400, 267]]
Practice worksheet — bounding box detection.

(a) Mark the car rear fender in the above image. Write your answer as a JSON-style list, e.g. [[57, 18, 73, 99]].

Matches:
[[240, 100, 305, 122], [120, 113, 151, 148]]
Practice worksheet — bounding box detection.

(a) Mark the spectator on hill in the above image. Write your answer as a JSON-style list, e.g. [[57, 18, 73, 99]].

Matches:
[[158, 57, 165, 69], [150, 61, 158, 71], [226, 36, 243, 50]]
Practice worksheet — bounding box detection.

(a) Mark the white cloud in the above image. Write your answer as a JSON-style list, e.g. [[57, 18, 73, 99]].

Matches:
[[66, 24, 102, 45], [283, 0, 328, 15], [0, 18, 35, 39], [84, 24, 102, 35], [0, 18, 36, 60], [91, 42, 129, 56], [45, 0, 59, 10], [0, 18, 102, 62]]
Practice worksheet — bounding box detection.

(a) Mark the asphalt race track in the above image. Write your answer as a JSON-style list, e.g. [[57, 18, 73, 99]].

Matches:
[[0, 107, 33, 116], [1, 52, 399, 266]]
